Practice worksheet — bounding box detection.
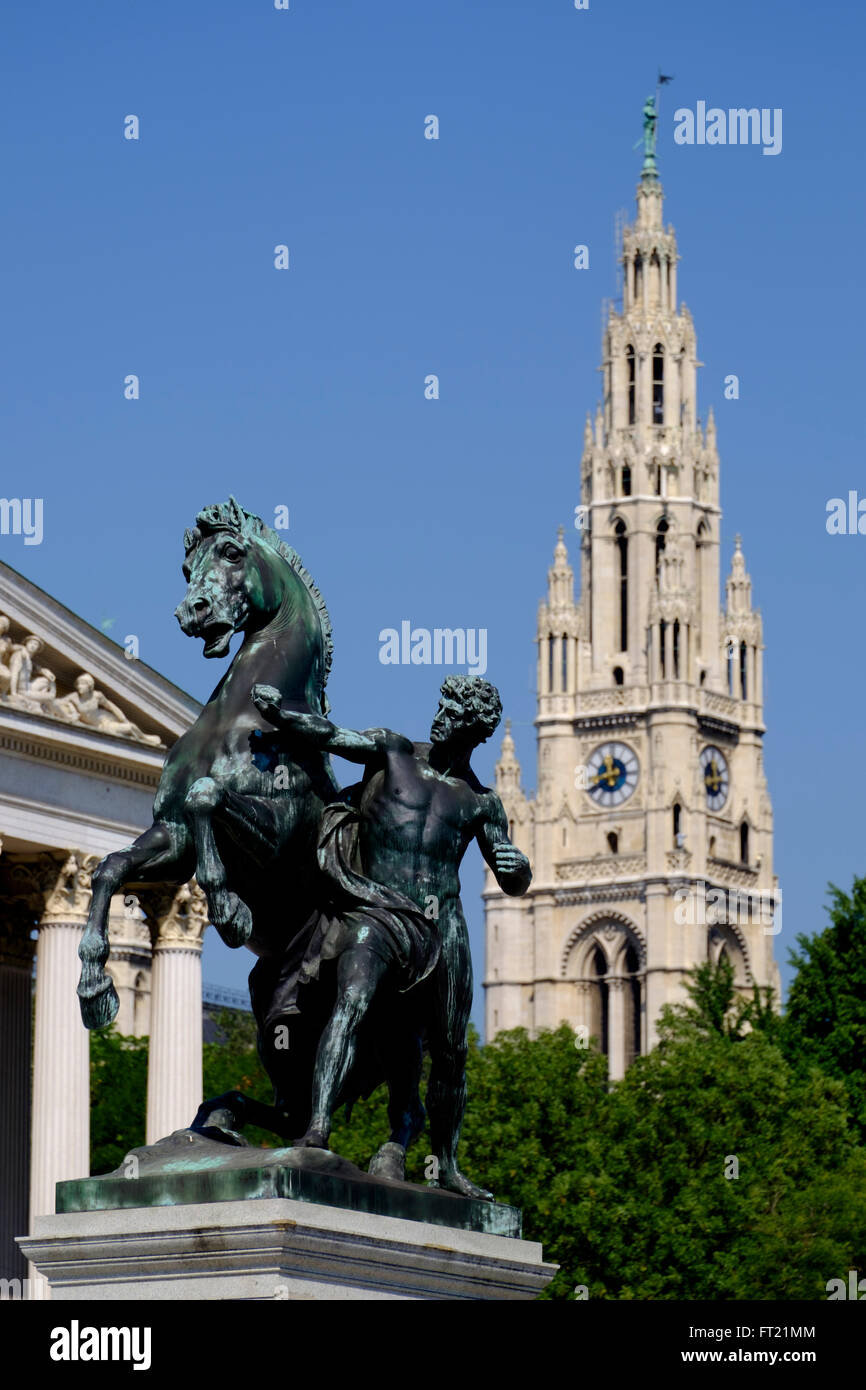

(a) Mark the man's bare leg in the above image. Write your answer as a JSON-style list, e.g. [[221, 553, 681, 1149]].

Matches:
[[368, 1026, 425, 1181], [294, 946, 390, 1149], [426, 920, 493, 1201]]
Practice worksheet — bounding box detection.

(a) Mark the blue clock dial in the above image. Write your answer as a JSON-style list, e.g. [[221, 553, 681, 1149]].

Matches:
[[586, 742, 639, 807], [700, 745, 729, 812]]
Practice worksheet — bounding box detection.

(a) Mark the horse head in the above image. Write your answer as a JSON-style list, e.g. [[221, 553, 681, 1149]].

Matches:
[[174, 497, 333, 709]]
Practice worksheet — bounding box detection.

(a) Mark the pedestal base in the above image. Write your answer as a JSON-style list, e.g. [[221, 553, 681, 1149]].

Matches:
[[17, 1129, 556, 1299], [19, 1197, 555, 1300]]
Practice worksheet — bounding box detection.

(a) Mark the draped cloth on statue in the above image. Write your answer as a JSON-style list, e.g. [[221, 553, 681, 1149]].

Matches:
[[248, 802, 439, 1095]]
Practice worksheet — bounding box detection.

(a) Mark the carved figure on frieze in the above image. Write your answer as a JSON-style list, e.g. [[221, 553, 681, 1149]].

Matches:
[[7, 635, 57, 712], [0, 615, 13, 696], [55, 672, 163, 747]]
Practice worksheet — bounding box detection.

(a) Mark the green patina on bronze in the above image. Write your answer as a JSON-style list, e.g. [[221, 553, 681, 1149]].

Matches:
[[75, 499, 533, 1214], [56, 1134, 521, 1237]]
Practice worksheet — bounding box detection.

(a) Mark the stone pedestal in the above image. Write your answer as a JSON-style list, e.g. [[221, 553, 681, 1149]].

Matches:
[[20, 1197, 554, 1300], [17, 1129, 556, 1301]]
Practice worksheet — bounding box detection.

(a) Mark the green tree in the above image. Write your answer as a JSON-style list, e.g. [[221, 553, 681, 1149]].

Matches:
[[90, 1026, 148, 1175], [458, 963, 866, 1300], [784, 877, 866, 1136], [202, 1008, 275, 1148]]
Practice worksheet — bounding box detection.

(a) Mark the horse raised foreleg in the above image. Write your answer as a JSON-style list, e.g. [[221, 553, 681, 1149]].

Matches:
[[186, 777, 254, 948], [78, 821, 187, 1029]]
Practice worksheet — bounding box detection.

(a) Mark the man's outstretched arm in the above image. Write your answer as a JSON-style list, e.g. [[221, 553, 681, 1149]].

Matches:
[[476, 795, 532, 896], [252, 684, 404, 764]]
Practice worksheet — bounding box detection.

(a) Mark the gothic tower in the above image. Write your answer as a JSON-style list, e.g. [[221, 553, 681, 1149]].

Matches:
[[484, 144, 781, 1077]]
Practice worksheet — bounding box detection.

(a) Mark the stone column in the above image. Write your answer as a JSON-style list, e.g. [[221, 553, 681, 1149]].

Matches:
[[607, 976, 627, 1083], [0, 897, 37, 1282], [28, 854, 99, 1229], [142, 883, 208, 1144]]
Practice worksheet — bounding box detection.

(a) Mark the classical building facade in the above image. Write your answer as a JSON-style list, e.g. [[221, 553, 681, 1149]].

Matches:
[[0, 559, 202, 1282], [484, 157, 781, 1077]]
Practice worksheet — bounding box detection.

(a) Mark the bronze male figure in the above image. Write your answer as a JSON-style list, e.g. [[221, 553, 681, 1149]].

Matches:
[[253, 674, 531, 1199]]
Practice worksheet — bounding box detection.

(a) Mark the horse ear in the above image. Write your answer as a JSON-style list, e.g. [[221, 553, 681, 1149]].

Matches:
[[227, 496, 245, 529], [183, 527, 198, 553]]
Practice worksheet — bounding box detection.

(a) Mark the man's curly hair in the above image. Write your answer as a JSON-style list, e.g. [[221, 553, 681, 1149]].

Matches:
[[439, 675, 502, 741]]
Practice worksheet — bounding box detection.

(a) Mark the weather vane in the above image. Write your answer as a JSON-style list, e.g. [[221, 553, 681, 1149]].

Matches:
[[636, 71, 674, 174]]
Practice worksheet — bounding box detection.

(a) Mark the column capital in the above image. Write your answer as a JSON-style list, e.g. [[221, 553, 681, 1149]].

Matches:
[[7, 851, 100, 926], [139, 881, 209, 951]]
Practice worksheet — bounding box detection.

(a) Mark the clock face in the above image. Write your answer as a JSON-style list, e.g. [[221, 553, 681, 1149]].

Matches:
[[701, 745, 729, 811], [586, 741, 639, 807]]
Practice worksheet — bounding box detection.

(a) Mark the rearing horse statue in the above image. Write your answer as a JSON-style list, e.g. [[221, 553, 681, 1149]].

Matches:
[[77, 499, 338, 1099]]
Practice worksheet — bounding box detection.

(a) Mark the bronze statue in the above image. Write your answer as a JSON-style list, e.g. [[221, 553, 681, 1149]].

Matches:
[[77, 500, 532, 1200]]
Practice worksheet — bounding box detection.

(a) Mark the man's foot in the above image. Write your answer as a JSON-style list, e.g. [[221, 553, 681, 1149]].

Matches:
[[431, 1166, 494, 1202], [368, 1142, 406, 1182], [293, 1128, 328, 1149]]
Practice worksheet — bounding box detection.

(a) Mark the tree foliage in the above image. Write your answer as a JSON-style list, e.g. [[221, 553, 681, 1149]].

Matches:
[[458, 962, 866, 1300], [90, 1026, 148, 1175], [783, 878, 866, 1137]]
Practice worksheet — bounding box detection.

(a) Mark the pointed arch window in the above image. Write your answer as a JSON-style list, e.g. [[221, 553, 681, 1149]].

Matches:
[[696, 522, 708, 656], [672, 802, 682, 845], [740, 822, 750, 864], [673, 619, 681, 678], [621, 463, 632, 496], [561, 634, 569, 692], [615, 520, 628, 652], [548, 634, 555, 692], [740, 641, 748, 700], [626, 345, 636, 425], [590, 946, 609, 1057], [652, 343, 665, 425], [655, 518, 668, 580], [607, 831, 619, 854], [613, 665, 624, 686]]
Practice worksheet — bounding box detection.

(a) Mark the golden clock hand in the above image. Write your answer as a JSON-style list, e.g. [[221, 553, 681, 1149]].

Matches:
[[592, 754, 621, 789]]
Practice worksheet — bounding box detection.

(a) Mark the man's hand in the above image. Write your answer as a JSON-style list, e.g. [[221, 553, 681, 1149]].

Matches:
[[252, 685, 333, 745], [252, 684, 283, 724], [492, 844, 530, 880]]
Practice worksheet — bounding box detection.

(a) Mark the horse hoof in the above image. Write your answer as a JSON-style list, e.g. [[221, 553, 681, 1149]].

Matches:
[[78, 977, 119, 1030]]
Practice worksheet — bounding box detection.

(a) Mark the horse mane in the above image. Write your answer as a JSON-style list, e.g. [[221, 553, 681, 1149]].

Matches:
[[184, 498, 334, 703]]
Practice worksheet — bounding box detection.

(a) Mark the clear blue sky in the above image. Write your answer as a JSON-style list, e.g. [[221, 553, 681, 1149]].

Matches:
[[2, 1, 863, 1033]]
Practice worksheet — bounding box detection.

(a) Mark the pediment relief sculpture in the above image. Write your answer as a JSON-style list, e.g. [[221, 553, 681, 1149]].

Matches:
[[0, 613, 164, 747]]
